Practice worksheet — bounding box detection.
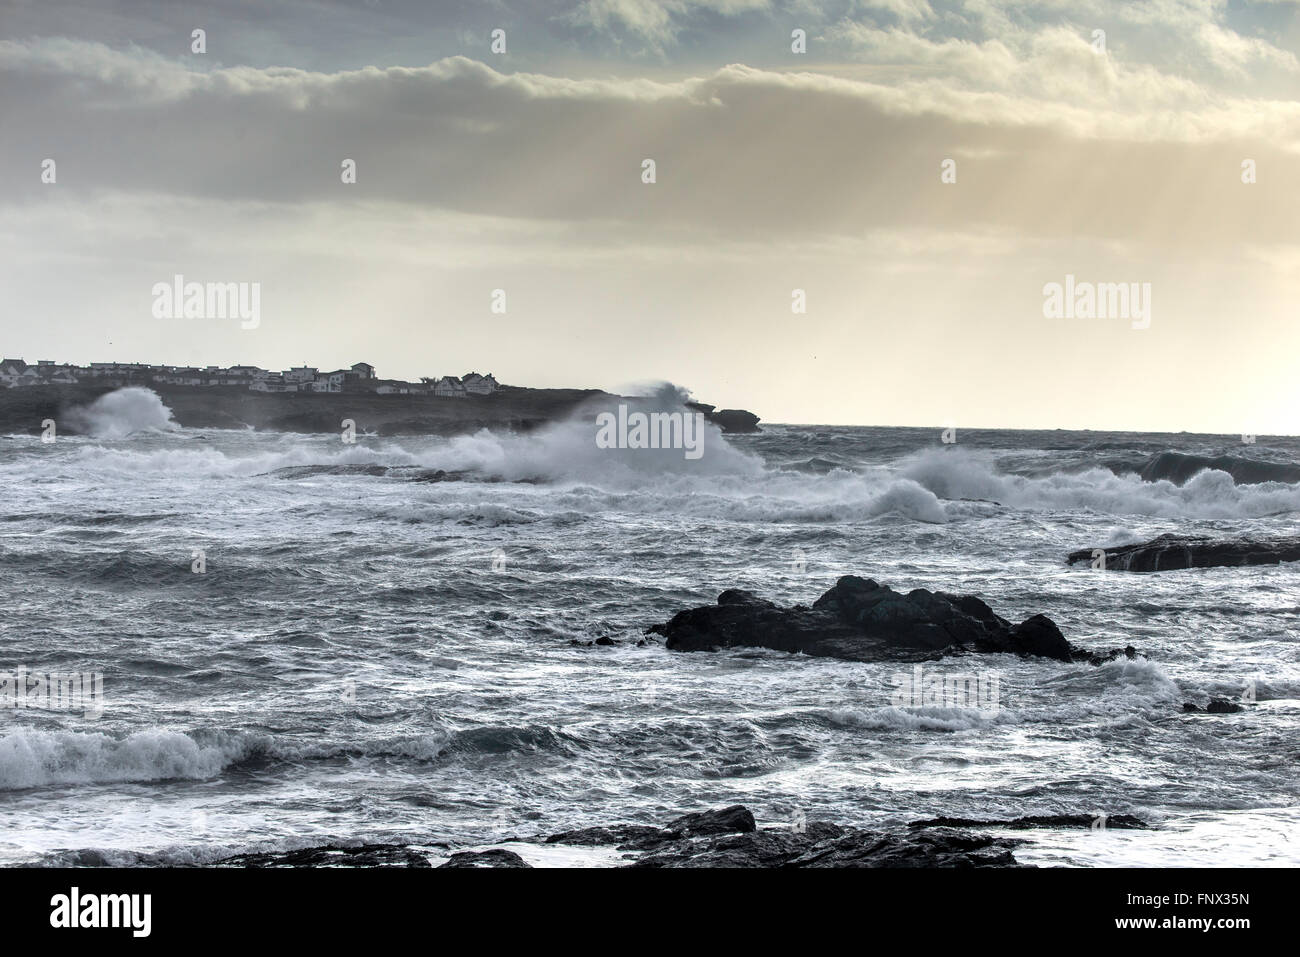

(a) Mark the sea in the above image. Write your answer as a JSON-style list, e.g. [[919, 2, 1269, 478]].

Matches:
[[1, 387, 1297, 866]]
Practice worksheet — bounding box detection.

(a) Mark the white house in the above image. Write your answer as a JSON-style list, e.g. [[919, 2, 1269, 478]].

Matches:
[[316, 371, 349, 393], [461, 372, 499, 395], [0, 358, 28, 387], [433, 375, 466, 397]]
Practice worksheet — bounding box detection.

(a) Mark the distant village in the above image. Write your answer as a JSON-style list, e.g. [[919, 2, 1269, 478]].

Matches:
[[0, 359, 500, 398]]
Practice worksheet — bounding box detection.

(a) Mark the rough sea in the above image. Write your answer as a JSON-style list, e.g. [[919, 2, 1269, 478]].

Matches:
[[2, 389, 1298, 866]]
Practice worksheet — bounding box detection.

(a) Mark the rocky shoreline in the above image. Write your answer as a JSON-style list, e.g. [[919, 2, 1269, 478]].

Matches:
[[214, 805, 1046, 868]]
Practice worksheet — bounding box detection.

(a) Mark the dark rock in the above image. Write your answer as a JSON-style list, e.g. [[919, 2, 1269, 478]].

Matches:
[[909, 813, 1149, 830], [539, 805, 1026, 868], [1185, 698, 1245, 713], [544, 824, 668, 849], [648, 575, 1127, 664], [544, 805, 755, 852], [438, 848, 532, 868], [630, 825, 1025, 869], [1207, 698, 1244, 713], [1069, 533, 1300, 572], [218, 843, 433, 868], [633, 827, 845, 868], [1005, 614, 1074, 660], [569, 636, 620, 647], [215, 804, 1029, 869], [687, 402, 761, 433], [664, 805, 756, 837], [788, 829, 1023, 868]]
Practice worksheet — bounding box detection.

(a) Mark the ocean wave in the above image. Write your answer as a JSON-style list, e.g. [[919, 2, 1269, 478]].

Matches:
[[901, 447, 1300, 520], [823, 705, 1017, 732], [1135, 451, 1300, 486], [0, 728, 265, 791], [0, 723, 585, 792], [8, 418, 1300, 527]]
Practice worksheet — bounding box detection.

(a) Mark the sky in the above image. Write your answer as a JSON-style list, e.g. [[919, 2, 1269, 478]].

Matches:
[[1, 0, 1298, 431]]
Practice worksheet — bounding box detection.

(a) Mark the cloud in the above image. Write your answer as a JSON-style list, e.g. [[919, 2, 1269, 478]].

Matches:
[[1196, 22, 1300, 77], [567, 0, 773, 51], [1, 38, 1296, 253]]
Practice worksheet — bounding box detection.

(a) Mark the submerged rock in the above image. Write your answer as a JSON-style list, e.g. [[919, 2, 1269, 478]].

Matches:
[[648, 576, 1131, 664]]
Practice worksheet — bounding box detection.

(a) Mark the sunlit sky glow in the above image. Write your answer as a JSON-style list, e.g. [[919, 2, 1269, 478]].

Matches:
[[2, 0, 1298, 431]]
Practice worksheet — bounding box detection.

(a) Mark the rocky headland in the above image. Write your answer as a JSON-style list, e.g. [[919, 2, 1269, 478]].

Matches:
[[0, 384, 762, 437]]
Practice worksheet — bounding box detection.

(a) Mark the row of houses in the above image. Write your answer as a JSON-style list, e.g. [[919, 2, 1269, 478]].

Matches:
[[0, 359, 499, 397]]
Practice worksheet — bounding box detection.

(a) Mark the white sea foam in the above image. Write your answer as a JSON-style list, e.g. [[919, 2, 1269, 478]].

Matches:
[[6, 397, 1299, 528]]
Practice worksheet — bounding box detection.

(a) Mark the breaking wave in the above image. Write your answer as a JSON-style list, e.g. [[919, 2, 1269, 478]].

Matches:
[[8, 392, 1300, 524], [901, 447, 1300, 520], [0, 724, 583, 792], [1134, 451, 1300, 486], [0, 728, 259, 790], [65, 387, 178, 438]]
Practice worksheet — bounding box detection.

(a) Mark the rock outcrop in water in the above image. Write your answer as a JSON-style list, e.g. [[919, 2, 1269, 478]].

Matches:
[[686, 402, 761, 434], [1182, 698, 1245, 714], [1068, 534, 1300, 572], [648, 576, 1133, 664]]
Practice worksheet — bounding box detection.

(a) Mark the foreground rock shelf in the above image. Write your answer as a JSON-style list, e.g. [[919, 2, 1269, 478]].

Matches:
[[215, 805, 1033, 868], [1068, 534, 1300, 572], [648, 576, 1135, 664]]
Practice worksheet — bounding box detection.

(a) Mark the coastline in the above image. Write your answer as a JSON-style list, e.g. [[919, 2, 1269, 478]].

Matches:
[[0, 384, 762, 437]]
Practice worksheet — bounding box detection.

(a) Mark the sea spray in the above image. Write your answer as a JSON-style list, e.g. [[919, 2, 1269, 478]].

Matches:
[[65, 387, 178, 438]]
